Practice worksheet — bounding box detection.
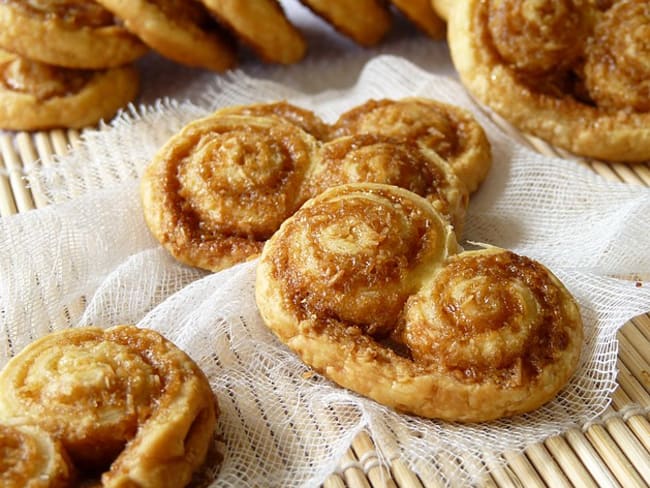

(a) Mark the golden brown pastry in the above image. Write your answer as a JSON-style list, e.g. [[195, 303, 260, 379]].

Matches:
[[141, 113, 320, 272], [214, 101, 331, 140], [391, 0, 446, 39], [0, 0, 148, 69], [448, 0, 650, 162], [0, 50, 139, 130], [299, 0, 392, 46], [0, 325, 217, 487], [142, 100, 480, 271], [94, 0, 237, 72], [330, 98, 492, 193], [0, 422, 75, 488], [306, 134, 469, 232], [256, 183, 584, 422], [199, 0, 306, 64]]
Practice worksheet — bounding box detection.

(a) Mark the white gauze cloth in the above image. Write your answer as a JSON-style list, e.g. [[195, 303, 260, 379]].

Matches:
[[2, 56, 650, 487]]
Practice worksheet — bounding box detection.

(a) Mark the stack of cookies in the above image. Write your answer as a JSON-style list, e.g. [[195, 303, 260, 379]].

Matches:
[[0, 0, 146, 130], [0, 0, 447, 131]]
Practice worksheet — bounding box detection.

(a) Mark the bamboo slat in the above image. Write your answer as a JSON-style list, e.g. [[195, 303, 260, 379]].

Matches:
[[543, 435, 599, 488], [523, 443, 572, 488]]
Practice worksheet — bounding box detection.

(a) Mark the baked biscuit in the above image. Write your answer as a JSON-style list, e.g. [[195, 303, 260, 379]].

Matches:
[[331, 98, 492, 193], [256, 183, 584, 422], [391, 0, 446, 39], [0, 0, 148, 69], [448, 0, 650, 162], [199, 0, 306, 64], [95, 0, 237, 72], [299, 0, 392, 46], [141, 113, 319, 272], [0, 50, 139, 130], [0, 325, 217, 487]]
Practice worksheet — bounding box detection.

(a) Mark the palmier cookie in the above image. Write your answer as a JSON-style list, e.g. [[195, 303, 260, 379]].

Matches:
[[0, 422, 75, 487], [299, 0, 392, 46], [391, 0, 446, 39], [448, 0, 650, 162], [331, 98, 492, 193], [0, 0, 148, 69], [255, 183, 583, 422], [0, 50, 139, 130], [95, 0, 237, 72], [0, 325, 217, 487], [199, 0, 306, 64], [141, 113, 320, 272], [141, 106, 470, 272]]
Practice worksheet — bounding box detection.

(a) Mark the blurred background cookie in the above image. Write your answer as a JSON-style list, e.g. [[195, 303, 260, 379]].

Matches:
[[299, 0, 393, 46], [0, 49, 139, 130], [200, 0, 307, 64], [391, 0, 445, 39], [448, 0, 650, 162], [0, 0, 148, 69], [95, 0, 237, 72]]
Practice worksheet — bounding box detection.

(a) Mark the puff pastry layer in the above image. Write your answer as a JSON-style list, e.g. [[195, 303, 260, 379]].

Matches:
[[256, 183, 583, 422], [299, 0, 392, 46], [448, 0, 650, 162], [0, 325, 217, 488]]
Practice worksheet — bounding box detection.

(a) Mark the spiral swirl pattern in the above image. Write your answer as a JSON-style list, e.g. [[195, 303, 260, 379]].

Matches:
[[307, 134, 469, 231], [584, 0, 650, 111], [0, 423, 74, 488], [141, 113, 318, 271], [330, 98, 492, 193], [0, 325, 217, 487], [256, 184, 583, 421]]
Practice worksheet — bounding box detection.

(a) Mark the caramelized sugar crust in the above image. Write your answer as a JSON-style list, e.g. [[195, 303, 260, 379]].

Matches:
[[307, 134, 469, 232], [298, 0, 392, 46], [1, 55, 91, 100], [256, 184, 583, 422], [94, 0, 236, 72], [331, 98, 492, 193]]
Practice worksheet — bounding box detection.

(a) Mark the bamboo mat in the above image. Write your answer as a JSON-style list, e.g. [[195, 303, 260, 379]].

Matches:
[[1, 126, 649, 488]]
